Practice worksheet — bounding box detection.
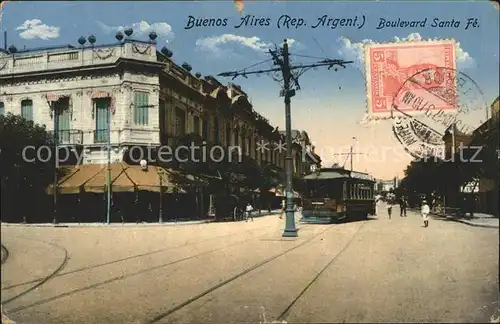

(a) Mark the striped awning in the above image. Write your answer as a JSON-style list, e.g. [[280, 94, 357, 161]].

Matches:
[[46, 93, 70, 102]]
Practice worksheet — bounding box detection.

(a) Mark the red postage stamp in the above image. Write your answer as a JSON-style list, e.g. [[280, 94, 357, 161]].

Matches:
[[364, 40, 457, 119]]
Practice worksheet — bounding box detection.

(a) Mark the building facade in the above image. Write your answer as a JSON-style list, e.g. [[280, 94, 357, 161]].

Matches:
[[0, 34, 320, 194]]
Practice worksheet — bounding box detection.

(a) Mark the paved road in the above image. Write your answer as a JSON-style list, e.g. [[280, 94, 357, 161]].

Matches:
[[1, 209, 498, 323]]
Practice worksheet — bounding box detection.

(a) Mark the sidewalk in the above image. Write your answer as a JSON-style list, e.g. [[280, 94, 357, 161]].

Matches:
[[0, 210, 283, 228], [431, 211, 499, 229], [407, 208, 499, 229]]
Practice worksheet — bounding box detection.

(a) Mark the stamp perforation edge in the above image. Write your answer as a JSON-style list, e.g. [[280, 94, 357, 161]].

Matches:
[[362, 38, 458, 124]]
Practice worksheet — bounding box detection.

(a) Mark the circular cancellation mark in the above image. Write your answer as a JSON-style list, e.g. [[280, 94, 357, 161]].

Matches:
[[391, 67, 489, 160]]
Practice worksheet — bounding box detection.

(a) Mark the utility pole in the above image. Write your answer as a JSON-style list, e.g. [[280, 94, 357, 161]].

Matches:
[[218, 39, 353, 237], [332, 137, 365, 172], [106, 103, 111, 224]]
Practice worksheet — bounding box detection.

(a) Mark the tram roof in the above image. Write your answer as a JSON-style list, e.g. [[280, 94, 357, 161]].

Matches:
[[303, 168, 374, 181]]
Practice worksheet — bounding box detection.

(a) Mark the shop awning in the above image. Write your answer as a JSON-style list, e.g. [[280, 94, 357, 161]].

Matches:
[[83, 163, 126, 193], [47, 163, 188, 194], [47, 164, 103, 194], [124, 165, 185, 193]]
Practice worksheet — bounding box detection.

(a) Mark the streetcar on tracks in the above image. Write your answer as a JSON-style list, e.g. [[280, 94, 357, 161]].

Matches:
[[301, 168, 376, 223]]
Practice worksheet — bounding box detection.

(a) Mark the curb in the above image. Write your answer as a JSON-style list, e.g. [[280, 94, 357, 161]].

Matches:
[[0, 212, 283, 228], [448, 217, 499, 229], [0, 220, 216, 228], [430, 214, 499, 229]]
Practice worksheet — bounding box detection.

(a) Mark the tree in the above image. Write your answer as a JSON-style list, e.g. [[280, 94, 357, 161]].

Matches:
[[0, 113, 58, 222]]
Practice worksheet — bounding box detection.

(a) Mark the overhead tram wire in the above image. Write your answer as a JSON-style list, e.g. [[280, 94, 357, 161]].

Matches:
[[218, 40, 354, 239]]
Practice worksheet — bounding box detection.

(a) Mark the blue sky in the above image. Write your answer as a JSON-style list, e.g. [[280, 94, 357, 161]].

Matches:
[[1, 1, 499, 179]]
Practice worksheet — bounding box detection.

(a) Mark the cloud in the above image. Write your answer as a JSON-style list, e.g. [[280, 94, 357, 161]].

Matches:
[[97, 21, 174, 43], [16, 19, 60, 40], [196, 34, 299, 55], [337, 32, 474, 69]]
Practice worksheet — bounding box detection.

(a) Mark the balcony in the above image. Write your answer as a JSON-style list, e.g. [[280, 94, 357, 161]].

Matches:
[[48, 130, 83, 146]]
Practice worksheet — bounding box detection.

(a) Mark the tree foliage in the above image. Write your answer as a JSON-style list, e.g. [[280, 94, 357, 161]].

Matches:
[[163, 133, 282, 194], [0, 113, 57, 221]]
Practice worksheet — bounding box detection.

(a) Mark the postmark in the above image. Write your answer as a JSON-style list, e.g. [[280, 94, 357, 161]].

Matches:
[[364, 39, 457, 119], [392, 66, 489, 159]]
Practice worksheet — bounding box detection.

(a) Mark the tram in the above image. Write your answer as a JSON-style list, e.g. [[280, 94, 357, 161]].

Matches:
[[301, 168, 376, 223]]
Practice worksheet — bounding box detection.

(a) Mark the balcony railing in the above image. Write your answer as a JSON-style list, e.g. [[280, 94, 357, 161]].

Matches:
[[48, 130, 83, 145]]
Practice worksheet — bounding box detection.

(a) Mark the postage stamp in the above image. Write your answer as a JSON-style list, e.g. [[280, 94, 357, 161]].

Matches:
[[391, 67, 489, 159], [364, 40, 457, 120]]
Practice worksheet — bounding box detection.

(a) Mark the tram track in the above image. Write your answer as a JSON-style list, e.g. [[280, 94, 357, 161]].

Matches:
[[276, 221, 367, 322], [146, 223, 341, 323], [2, 235, 69, 306], [1, 244, 9, 265], [2, 222, 277, 291], [5, 223, 290, 314]]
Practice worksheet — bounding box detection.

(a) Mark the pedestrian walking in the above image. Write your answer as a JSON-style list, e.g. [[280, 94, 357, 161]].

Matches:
[[387, 192, 395, 219], [245, 202, 254, 222], [421, 200, 430, 227], [400, 196, 407, 217], [279, 198, 285, 219]]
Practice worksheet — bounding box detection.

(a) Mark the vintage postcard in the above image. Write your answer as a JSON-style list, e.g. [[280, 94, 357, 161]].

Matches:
[[0, 1, 498, 324]]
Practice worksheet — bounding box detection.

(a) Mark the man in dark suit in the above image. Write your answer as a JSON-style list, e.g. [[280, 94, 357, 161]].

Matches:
[[400, 196, 407, 217]]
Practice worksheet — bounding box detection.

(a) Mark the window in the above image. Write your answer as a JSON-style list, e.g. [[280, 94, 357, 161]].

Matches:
[[225, 124, 231, 147], [56, 99, 71, 143], [95, 98, 110, 143], [193, 116, 200, 135], [202, 119, 209, 140], [21, 99, 33, 121], [174, 107, 186, 136], [213, 117, 219, 143], [134, 92, 149, 125], [0, 102, 4, 116], [159, 99, 167, 131], [234, 129, 239, 146], [241, 136, 246, 155]]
